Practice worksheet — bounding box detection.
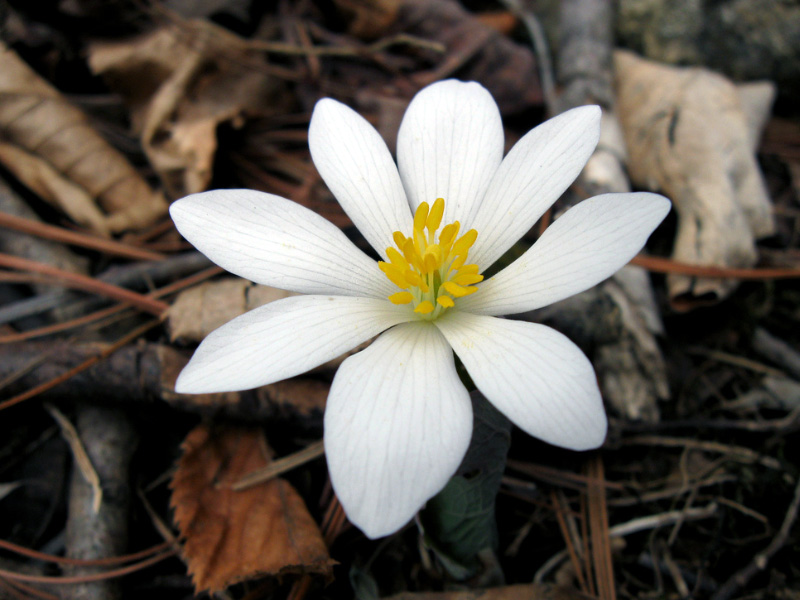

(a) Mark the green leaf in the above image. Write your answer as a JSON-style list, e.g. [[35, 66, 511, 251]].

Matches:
[[419, 391, 511, 581]]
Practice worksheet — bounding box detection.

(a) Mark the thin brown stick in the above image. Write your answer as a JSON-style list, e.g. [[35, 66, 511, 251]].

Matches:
[[0, 254, 168, 316], [0, 576, 60, 600], [0, 212, 165, 261], [586, 455, 616, 600], [0, 550, 176, 584], [550, 490, 588, 593], [631, 254, 800, 280], [0, 539, 172, 567], [232, 440, 325, 490], [0, 266, 222, 344], [0, 319, 161, 412]]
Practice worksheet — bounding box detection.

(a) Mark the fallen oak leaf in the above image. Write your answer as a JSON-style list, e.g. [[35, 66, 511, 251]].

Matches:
[[170, 425, 334, 593]]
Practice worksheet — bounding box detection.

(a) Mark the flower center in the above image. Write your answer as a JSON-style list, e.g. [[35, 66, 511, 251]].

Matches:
[[378, 198, 482, 320]]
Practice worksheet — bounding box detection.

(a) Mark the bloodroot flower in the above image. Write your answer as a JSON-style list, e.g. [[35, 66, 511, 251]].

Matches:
[[170, 80, 670, 538]]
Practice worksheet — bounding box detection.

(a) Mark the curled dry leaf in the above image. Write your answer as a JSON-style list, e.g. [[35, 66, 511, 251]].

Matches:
[[0, 43, 168, 235], [170, 425, 334, 593], [166, 277, 370, 373], [615, 50, 776, 307], [166, 278, 297, 343], [89, 20, 289, 199]]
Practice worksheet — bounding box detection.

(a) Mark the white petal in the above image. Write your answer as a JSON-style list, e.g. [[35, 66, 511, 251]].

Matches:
[[309, 99, 412, 259], [325, 321, 472, 539], [176, 295, 412, 393], [170, 190, 394, 298], [435, 312, 606, 450], [460, 192, 671, 316], [468, 106, 601, 270], [396, 80, 504, 227]]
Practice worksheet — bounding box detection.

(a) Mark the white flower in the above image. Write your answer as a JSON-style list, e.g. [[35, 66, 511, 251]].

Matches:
[[170, 80, 670, 539]]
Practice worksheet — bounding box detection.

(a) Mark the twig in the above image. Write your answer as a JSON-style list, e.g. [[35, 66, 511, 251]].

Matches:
[[0, 251, 210, 325], [0, 550, 176, 584], [0, 539, 172, 567], [610, 504, 718, 538], [45, 404, 103, 513], [586, 455, 616, 600], [498, 0, 557, 113], [610, 409, 800, 433], [621, 435, 783, 470], [711, 479, 800, 600], [65, 404, 138, 600], [0, 253, 167, 316], [232, 440, 325, 491], [631, 254, 800, 280], [0, 212, 165, 261], [0, 319, 161, 412], [0, 265, 222, 343], [686, 346, 786, 376]]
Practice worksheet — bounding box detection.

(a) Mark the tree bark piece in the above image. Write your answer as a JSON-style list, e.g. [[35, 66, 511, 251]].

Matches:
[[64, 404, 137, 600], [0, 341, 328, 423]]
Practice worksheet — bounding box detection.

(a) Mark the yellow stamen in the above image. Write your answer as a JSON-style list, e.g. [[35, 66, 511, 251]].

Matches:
[[457, 264, 480, 276], [436, 295, 454, 308], [427, 197, 445, 232], [393, 231, 407, 248], [414, 301, 435, 314], [379, 262, 408, 289], [386, 247, 409, 270], [453, 273, 483, 285], [443, 281, 478, 297], [389, 291, 414, 305], [451, 229, 478, 257], [413, 202, 429, 232]]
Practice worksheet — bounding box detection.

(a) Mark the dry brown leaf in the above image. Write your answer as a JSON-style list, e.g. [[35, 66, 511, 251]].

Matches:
[[165, 277, 373, 376], [615, 50, 776, 307], [89, 20, 289, 199], [0, 43, 168, 235], [166, 278, 297, 343], [171, 425, 334, 593]]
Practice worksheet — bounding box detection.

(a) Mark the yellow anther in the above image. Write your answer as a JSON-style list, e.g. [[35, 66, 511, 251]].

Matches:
[[413, 202, 429, 232], [392, 231, 407, 248], [439, 222, 460, 248], [414, 301, 435, 314], [451, 229, 478, 257], [422, 244, 442, 271], [386, 247, 409, 270], [449, 254, 467, 272], [443, 281, 478, 298], [389, 291, 414, 305], [427, 197, 445, 232], [453, 273, 483, 285], [379, 262, 408, 289], [402, 239, 422, 270], [404, 269, 424, 288], [423, 253, 438, 274], [436, 295, 454, 308], [457, 264, 480, 276]]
